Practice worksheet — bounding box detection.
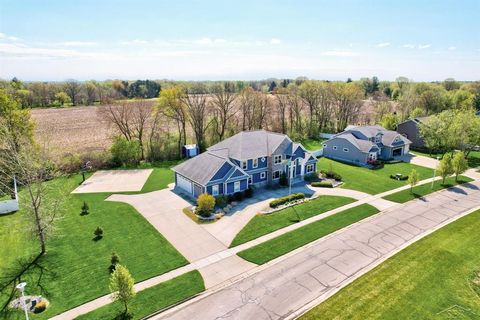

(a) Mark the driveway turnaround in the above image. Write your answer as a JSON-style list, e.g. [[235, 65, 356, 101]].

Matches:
[[154, 181, 480, 320], [108, 189, 227, 262], [72, 169, 152, 193]]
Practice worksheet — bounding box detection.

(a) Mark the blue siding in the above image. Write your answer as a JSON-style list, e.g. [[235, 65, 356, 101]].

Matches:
[[210, 162, 233, 181], [242, 157, 268, 171], [230, 169, 247, 179], [206, 183, 224, 195], [226, 179, 248, 194], [295, 163, 302, 175], [294, 146, 305, 158], [252, 171, 268, 183]]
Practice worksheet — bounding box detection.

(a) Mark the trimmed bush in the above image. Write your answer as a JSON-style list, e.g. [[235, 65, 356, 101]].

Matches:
[[269, 193, 305, 208], [311, 181, 333, 188], [303, 173, 319, 182], [279, 172, 288, 186], [244, 187, 254, 198], [319, 170, 342, 181], [81, 201, 89, 216], [390, 174, 409, 181], [93, 226, 104, 240], [197, 193, 215, 217], [33, 300, 47, 313], [233, 191, 244, 201], [215, 195, 229, 208]]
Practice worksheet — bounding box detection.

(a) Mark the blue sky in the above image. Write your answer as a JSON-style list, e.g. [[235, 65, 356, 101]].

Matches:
[[0, 0, 479, 81]]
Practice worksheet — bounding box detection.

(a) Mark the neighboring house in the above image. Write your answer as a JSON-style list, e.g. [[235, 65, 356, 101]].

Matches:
[[396, 117, 430, 149], [172, 130, 317, 197], [323, 125, 411, 166]]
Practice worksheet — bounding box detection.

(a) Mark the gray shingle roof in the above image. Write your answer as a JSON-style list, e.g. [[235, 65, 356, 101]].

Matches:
[[208, 130, 291, 160], [334, 132, 378, 152], [172, 152, 244, 185]]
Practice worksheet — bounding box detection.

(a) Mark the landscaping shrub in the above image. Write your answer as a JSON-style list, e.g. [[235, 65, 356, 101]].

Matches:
[[233, 191, 244, 201], [303, 173, 319, 182], [110, 136, 141, 167], [215, 195, 229, 208], [279, 172, 288, 186], [93, 226, 104, 240], [196, 193, 215, 217], [33, 300, 47, 313], [81, 201, 89, 216], [109, 252, 120, 273], [269, 193, 305, 208], [244, 187, 254, 198], [320, 170, 342, 181], [311, 181, 333, 188]]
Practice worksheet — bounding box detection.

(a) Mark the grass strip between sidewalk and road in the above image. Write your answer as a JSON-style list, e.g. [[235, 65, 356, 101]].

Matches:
[[237, 204, 379, 265], [300, 209, 480, 320], [230, 195, 356, 247], [382, 175, 473, 203], [77, 270, 205, 320]]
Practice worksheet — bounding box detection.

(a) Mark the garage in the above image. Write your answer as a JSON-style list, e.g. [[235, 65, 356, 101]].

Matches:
[[392, 147, 403, 157], [176, 174, 193, 194]]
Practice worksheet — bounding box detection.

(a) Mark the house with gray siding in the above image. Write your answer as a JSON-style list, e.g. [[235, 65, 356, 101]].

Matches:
[[323, 125, 411, 166], [396, 117, 430, 149], [172, 130, 317, 197]]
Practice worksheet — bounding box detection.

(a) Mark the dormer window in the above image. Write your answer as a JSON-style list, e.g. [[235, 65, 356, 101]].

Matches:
[[252, 158, 258, 168], [241, 161, 247, 170]]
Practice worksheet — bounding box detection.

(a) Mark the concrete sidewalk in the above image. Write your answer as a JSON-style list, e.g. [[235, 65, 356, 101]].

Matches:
[[154, 181, 480, 320]]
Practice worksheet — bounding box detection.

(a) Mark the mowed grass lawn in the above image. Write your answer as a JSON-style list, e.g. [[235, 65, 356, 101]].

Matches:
[[238, 204, 379, 265], [301, 209, 480, 320], [318, 158, 434, 195], [77, 271, 204, 320], [230, 195, 355, 247], [383, 175, 473, 203], [299, 138, 327, 151], [0, 172, 186, 319]]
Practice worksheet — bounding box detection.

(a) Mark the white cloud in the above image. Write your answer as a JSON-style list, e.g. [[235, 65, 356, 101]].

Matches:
[[119, 39, 148, 45], [401, 44, 416, 49], [270, 38, 281, 45], [321, 50, 358, 57], [419, 44, 431, 49], [375, 42, 391, 48], [61, 41, 96, 47], [448, 46, 456, 51], [0, 32, 21, 41]]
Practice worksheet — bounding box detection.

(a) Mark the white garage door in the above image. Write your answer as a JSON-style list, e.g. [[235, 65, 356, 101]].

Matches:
[[176, 174, 193, 194]]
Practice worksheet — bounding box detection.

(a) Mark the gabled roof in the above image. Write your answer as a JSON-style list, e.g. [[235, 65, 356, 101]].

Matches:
[[208, 130, 291, 160], [172, 151, 247, 186], [341, 125, 411, 147], [345, 125, 386, 139], [331, 132, 378, 153]]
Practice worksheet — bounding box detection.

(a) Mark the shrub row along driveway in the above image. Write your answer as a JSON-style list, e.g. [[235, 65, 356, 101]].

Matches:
[[154, 181, 480, 320]]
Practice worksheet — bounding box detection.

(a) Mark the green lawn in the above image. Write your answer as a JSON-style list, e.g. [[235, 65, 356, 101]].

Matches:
[[77, 270, 205, 320], [299, 138, 327, 151], [230, 195, 356, 247], [411, 150, 480, 168], [317, 158, 434, 195], [301, 209, 480, 320], [383, 175, 473, 203], [238, 204, 379, 265], [0, 174, 187, 319]]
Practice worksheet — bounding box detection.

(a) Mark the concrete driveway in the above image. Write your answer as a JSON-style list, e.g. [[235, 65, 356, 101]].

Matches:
[[154, 181, 480, 320], [107, 189, 227, 262], [72, 169, 152, 193], [402, 153, 439, 169]]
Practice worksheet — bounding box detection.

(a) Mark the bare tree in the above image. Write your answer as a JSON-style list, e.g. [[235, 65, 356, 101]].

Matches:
[[64, 79, 82, 106], [286, 85, 304, 137], [331, 83, 363, 131], [211, 82, 237, 142], [274, 88, 289, 134], [299, 81, 321, 137], [238, 87, 256, 130], [181, 85, 211, 150], [157, 87, 187, 156]]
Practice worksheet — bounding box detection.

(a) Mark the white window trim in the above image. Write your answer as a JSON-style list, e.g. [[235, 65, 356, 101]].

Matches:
[[343, 148, 349, 152], [252, 158, 258, 168], [306, 164, 314, 173], [212, 184, 219, 196], [273, 170, 281, 180], [234, 181, 241, 192], [333, 146, 338, 150], [260, 172, 266, 179], [274, 155, 282, 165]]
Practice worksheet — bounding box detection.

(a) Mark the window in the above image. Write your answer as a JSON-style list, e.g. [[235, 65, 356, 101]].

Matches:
[[261, 157, 266, 162], [343, 148, 349, 152], [241, 161, 247, 170], [212, 185, 219, 196], [333, 146, 338, 150], [253, 158, 258, 168], [306, 164, 314, 173], [260, 172, 266, 179], [273, 170, 281, 179], [234, 181, 241, 192], [274, 155, 282, 164], [248, 175, 252, 184], [323, 144, 327, 148]]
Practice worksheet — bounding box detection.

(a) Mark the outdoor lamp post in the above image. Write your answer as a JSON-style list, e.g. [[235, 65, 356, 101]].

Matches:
[[16, 282, 29, 320]]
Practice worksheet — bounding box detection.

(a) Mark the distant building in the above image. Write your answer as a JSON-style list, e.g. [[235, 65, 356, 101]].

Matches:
[[396, 117, 430, 150]]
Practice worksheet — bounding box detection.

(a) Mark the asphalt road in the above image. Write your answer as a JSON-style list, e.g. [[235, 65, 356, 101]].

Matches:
[[153, 181, 480, 320]]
